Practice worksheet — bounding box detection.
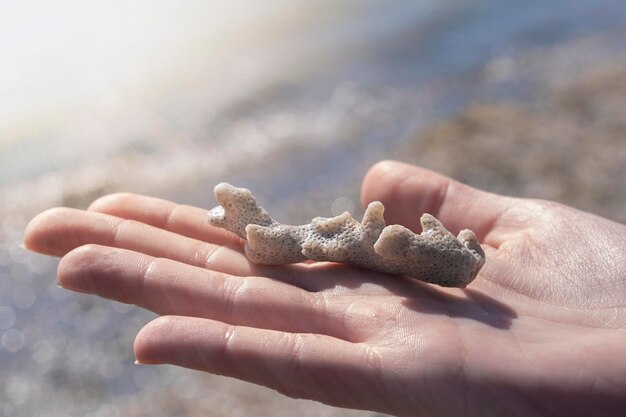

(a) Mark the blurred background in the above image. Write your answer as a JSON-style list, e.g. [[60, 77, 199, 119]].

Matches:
[[1, 1, 626, 416]]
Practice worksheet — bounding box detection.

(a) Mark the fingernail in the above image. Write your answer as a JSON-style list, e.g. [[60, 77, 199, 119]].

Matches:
[[135, 358, 161, 365], [56, 282, 90, 294], [19, 243, 27, 250]]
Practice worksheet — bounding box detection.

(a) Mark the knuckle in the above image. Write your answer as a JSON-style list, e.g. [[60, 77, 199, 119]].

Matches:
[[163, 203, 183, 228], [218, 275, 244, 321], [110, 218, 141, 243], [194, 242, 222, 269]]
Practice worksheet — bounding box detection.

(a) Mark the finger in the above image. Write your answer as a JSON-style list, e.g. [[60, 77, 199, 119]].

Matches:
[[25, 207, 402, 294], [58, 244, 351, 339], [361, 160, 517, 246], [88, 193, 243, 246], [24, 207, 257, 275], [134, 316, 388, 411], [86, 194, 413, 294]]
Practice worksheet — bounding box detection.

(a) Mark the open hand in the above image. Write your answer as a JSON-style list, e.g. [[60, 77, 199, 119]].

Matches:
[[24, 161, 626, 417]]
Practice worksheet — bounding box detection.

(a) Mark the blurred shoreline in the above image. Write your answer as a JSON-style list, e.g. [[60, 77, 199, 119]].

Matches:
[[397, 60, 626, 225], [4, 36, 626, 226]]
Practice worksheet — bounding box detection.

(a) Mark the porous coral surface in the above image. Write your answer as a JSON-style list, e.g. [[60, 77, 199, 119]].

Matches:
[[208, 183, 485, 287]]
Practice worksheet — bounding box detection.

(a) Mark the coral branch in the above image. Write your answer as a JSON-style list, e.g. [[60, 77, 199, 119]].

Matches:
[[208, 183, 485, 287]]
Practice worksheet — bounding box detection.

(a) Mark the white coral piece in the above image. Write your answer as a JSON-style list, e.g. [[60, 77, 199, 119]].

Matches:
[[208, 183, 485, 287]]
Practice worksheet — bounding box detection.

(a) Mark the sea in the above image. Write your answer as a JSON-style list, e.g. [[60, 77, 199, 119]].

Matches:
[[1, 1, 626, 416]]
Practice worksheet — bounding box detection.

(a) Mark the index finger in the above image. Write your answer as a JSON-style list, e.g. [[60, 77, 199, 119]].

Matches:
[[88, 193, 244, 247]]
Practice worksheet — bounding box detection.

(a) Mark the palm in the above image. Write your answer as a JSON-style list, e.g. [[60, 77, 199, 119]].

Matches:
[[25, 161, 626, 417]]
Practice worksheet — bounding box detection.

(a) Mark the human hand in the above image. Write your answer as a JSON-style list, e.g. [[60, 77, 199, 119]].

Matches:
[[24, 161, 626, 417]]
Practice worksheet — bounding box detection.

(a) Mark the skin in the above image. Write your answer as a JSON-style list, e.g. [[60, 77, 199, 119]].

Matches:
[[24, 160, 626, 417]]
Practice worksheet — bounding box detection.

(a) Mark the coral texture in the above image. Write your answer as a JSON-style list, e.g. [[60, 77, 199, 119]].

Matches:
[[208, 183, 485, 287]]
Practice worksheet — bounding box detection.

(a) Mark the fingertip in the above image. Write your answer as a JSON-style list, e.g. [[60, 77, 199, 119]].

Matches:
[[134, 316, 182, 365], [134, 359, 160, 365], [361, 160, 411, 208], [56, 244, 104, 290], [88, 192, 136, 213], [134, 317, 236, 372], [23, 207, 76, 255]]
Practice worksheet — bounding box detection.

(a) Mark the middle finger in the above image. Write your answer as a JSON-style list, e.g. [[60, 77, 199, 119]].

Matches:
[[59, 244, 353, 340]]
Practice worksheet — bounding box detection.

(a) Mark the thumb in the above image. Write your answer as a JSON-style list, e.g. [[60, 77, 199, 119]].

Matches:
[[361, 161, 513, 245]]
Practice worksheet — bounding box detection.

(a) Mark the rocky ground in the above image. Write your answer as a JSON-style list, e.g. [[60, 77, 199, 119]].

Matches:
[[399, 61, 626, 225]]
